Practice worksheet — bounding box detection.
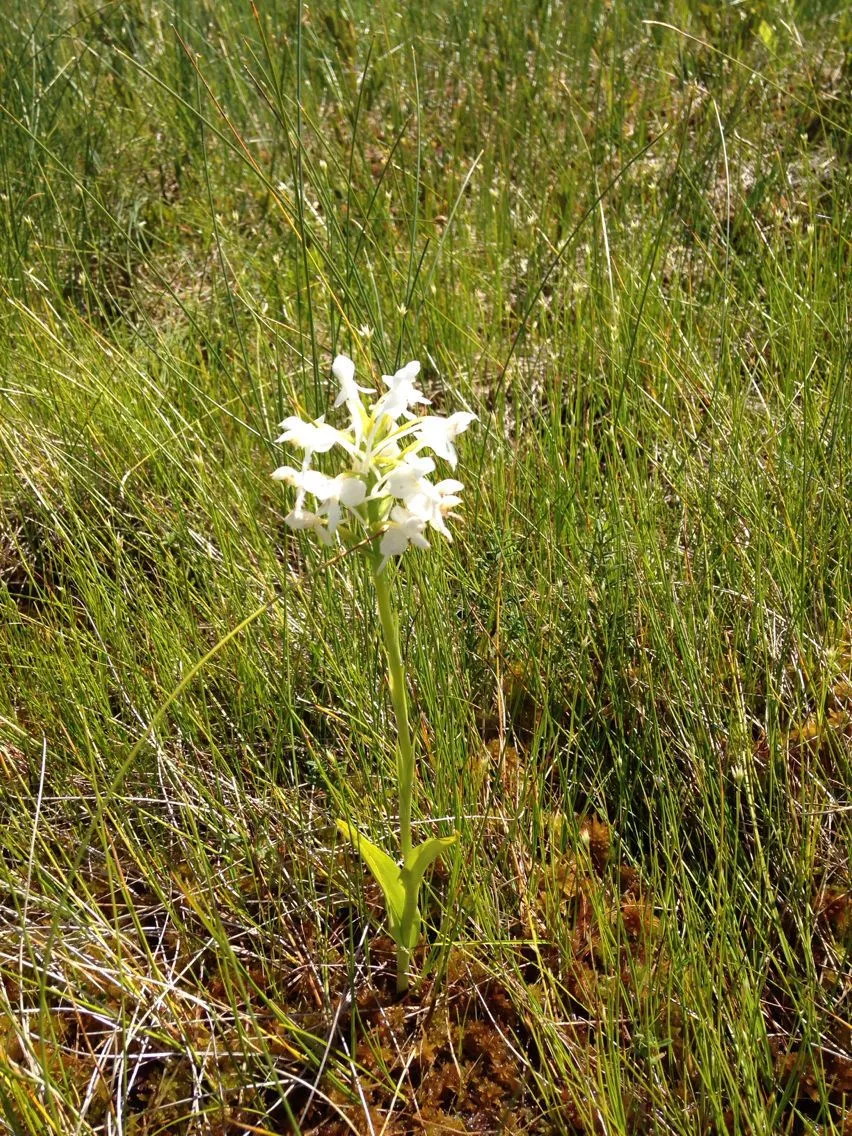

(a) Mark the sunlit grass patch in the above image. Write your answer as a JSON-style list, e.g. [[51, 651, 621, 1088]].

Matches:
[[1, 0, 850, 1133]]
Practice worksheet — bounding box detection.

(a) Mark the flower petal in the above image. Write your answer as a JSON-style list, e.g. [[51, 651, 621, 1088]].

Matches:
[[337, 476, 367, 507], [379, 526, 412, 558], [332, 354, 372, 410], [270, 464, 299, 482], [332, 354, 355, 387], [285, 508, 322, 531]]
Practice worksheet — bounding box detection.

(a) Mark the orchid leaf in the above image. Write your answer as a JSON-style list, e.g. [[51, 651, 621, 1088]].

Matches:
[[402, 832, 458, 894], [336, 820, 407, 944], [337, 825, 457, 957]]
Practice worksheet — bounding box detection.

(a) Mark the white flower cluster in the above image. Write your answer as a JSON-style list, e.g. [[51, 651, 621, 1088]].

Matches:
[[272, 355, 476, 570]]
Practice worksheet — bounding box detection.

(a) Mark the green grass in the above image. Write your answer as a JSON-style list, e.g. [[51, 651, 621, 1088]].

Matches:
[[0, 1, 849, 1133]]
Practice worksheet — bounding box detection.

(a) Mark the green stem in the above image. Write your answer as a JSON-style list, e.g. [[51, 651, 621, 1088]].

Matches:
[[395, 943, 411, 995], [371, 561, 414, 865], [396, 875, 420, 995]]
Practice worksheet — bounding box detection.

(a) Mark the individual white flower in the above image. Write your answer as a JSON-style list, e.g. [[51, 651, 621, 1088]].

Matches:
[[404, 477, 465, 539], [332, 354, 372, 441], [434, 478, 464, 500], [300, 469, 338, 499], [271, 463, 317, 518], [378, 505, 430, 571], [275, 414, 348, 457], [313, 473, 367, 536], [374, 361, 431, 422], [270, 463, 300, 484], [379, 453, 436, 501], [333, 475, 368, 508], [414, 411, 477, 467], [284, 507, 335, 545], [283, 507, 322, 530]]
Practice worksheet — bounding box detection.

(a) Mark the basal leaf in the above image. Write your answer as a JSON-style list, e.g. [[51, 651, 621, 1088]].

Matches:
[[402, 832, 458, 895], [336, 820, 406, 939]]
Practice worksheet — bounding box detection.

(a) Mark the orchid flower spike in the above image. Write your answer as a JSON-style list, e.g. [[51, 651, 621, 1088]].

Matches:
[[272, 354, 476, 570]]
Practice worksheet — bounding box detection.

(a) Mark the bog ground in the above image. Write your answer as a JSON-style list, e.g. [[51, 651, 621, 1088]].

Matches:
[[0, 2, 849, 1133]]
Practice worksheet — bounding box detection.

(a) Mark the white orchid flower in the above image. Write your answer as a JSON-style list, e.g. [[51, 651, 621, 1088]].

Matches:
[[273, 465, 367, 539], [374, 360, 431, 421], [284, 506, 335, 545], [313, 473, 368, 536], [413, 411, 477, 468], [332, 354, 372, 442], [379, 453, 436, 501], [331, 354, 371, 406], [403, 477, 465, 539], [275, 414, 351, 459], [378, 505, 431, 571], [270, 463, 300, 484], [300, 469, 367, 508]]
